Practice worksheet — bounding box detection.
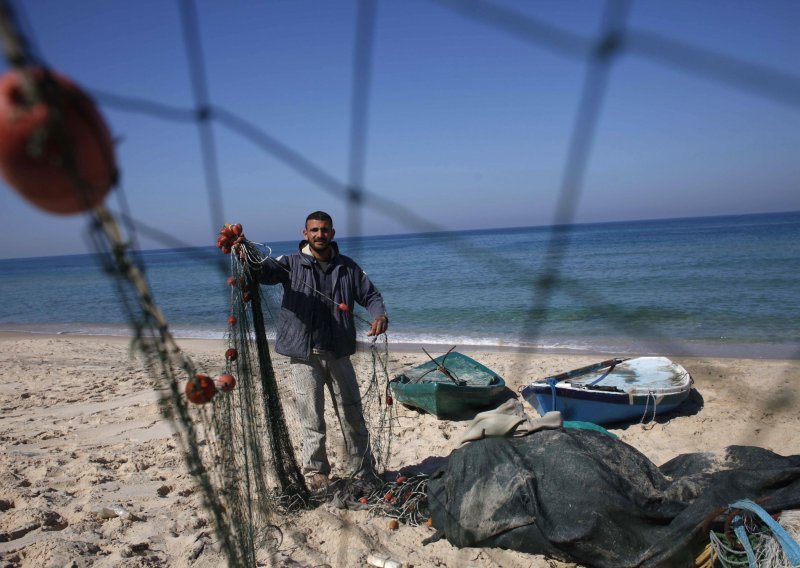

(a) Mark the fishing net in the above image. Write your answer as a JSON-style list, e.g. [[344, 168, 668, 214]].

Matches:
[[183, 232, 396, 565], [0, 45, 397, 562], [0, 43, 399, 565], [89, 222, 399, 567], [426, 430, 800, 568]]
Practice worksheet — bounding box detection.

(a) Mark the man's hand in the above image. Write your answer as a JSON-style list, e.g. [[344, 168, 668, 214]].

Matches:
[[368, 315, 388, 337]]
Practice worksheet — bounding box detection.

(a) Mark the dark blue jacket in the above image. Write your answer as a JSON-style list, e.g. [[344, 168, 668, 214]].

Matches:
[[254, 241, 388, 360]]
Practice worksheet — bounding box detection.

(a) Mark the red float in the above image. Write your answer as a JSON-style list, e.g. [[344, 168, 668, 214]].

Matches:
[[225, 348, 238, 361], [220, 225, 235, 239], [217, 224, 247, 253], [0, 69, 116, 214], [228, 315, 237, 326], [338, 303, 349, 312], [216, 373, 236, 392], [186, 373, 216, 404]]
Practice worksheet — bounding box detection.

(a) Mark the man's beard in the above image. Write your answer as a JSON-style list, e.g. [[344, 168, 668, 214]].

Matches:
[[310, 241, 329, 254]]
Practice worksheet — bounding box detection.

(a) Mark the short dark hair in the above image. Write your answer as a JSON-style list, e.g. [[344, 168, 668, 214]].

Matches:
[[306, 211, 333, 226]]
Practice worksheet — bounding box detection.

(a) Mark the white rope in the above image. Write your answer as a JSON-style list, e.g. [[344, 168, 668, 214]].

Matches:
[[639, 391, 658, 429]]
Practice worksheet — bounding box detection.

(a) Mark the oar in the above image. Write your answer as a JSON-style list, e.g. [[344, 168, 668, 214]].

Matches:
[[534, 357, 627, 412], [418, 346, 466, 386], [542, 357, 628, 384]]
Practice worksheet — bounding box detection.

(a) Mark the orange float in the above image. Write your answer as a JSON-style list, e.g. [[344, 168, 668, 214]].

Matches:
[[216, 373, 236, 392], [0, 68, 116, 214], [216, 223, 245, 253], [186, 373, 216, 404]]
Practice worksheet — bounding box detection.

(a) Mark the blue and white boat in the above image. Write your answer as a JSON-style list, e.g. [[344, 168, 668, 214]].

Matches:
[[521, 357, 692, 425]]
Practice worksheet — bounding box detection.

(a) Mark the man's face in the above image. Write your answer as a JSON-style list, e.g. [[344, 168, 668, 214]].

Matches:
[[304, 219, 335, 255]]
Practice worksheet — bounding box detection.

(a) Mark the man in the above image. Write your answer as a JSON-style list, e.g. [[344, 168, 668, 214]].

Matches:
[[251, 211, 388, 489]]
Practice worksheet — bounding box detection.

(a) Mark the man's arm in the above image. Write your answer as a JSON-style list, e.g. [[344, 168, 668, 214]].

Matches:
[[249, 255, 291, 285], [353, 266, 389, 336]]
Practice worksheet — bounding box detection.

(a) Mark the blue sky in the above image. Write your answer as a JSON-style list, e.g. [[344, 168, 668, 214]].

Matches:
[[0, 0, 798, 258]]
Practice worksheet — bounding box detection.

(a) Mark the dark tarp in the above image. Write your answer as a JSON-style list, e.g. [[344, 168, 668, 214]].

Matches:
[[426, 428, 800, 567]]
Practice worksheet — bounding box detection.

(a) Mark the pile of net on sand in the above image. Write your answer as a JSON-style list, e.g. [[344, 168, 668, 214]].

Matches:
[[426, 428, 800, 567]]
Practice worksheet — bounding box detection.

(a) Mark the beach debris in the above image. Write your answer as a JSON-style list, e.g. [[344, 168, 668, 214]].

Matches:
[[190, 515, 208, 529], [387, 519, 399, 530], [189, 531, 213, 561], [122, 541, 150, 557], [91, 504, 140, 521], [156, 484, 172, 497], [186, 373, 216, 404], [0, 68, 117, 214], [216, 373, 236, 392], [366, 553, 407, 568]]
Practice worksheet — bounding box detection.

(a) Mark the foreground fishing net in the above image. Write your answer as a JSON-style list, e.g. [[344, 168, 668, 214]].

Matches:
[[86, 217, 398, 567]]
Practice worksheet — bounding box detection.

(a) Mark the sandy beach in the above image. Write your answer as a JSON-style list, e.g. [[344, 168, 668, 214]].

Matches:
[[1, 331, 798, 567]]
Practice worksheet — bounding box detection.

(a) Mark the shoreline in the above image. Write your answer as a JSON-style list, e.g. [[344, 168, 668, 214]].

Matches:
[[1, 329, 796, 361]]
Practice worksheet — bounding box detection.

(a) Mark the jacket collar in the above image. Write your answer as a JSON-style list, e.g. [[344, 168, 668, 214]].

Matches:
[[298, 240, 340, 265]]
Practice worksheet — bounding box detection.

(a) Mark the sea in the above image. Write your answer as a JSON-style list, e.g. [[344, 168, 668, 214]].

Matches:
[[1, 211, 798, 359]]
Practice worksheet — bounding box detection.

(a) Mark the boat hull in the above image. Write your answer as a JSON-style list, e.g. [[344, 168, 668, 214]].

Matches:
[[390, 351, 506, 419], [521, 357, 691, 425], [391, 380, 507, 418]]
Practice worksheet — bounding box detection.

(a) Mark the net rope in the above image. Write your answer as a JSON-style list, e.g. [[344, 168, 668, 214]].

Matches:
[[706, 510, 800, 568]]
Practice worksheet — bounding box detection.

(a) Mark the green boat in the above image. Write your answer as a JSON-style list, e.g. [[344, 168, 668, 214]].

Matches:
[[389, 349, 507, 419]]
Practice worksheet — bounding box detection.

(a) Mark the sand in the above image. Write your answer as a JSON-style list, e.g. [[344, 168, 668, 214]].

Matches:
[[1, 331, 798, 567]]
